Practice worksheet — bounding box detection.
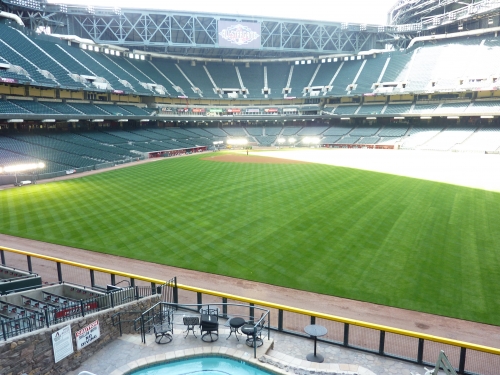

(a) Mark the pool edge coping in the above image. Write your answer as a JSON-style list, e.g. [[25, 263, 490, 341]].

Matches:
[[113, 344, 376, 375]]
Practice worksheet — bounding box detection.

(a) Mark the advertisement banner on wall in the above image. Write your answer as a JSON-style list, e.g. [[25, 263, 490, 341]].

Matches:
[[218, 20, 261, 49]]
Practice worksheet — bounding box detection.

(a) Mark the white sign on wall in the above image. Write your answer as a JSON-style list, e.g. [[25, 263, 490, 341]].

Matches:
[[75, 320, 100, 350], [52, 325, 74, 363]]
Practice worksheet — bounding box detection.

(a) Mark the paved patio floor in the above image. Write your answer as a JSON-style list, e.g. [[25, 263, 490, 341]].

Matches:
[[67, 324, 434, 375]]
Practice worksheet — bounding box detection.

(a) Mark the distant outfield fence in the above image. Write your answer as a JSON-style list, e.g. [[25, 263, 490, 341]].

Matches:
[[0, 157, 144, 186], [1, 246, 499, 375]]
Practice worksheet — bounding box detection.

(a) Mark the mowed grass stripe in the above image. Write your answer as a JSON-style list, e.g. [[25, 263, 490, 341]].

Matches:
[[1, 153, 499, 325]]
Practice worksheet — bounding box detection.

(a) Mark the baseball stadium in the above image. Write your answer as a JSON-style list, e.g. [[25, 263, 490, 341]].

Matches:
[[0, 0, 500, 374]]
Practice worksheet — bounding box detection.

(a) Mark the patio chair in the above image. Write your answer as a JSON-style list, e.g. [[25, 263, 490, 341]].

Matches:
[[152, 308, 173, 344], [242, 315, 266, 347], [200, 313, 219, 342]]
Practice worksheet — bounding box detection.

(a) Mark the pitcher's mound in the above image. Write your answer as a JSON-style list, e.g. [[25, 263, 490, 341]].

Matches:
[[201, 154, 308, 164]]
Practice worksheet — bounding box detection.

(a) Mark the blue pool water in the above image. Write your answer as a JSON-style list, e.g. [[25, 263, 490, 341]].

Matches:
[[129, 356, 275, 375]]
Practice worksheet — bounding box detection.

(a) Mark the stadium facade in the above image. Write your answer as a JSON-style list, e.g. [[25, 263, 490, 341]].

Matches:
[[2, 0, 500, 178]]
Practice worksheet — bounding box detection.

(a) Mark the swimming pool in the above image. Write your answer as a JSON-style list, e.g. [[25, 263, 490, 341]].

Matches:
[[128, 356, 276, 375]]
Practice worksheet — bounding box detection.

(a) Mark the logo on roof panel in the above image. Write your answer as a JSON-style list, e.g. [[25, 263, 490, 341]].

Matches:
[[219, 24, 260, 46]]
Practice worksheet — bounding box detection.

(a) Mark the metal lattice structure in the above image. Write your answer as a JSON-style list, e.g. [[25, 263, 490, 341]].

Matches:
[[0, 0, 391, 58]]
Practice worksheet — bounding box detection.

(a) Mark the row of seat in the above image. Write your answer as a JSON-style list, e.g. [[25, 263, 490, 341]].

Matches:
[[0, 100, 151, 116], [4, 23, 500, 98]]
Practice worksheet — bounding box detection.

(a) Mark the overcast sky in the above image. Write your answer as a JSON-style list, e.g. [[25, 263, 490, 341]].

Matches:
[[48, 0, 397, 25]]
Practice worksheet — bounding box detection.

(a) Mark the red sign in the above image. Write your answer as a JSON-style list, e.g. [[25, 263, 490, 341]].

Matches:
[[264, 108, 278, 113], [192, 108, 205, 113], [55, 301, 98, 319], [227, 108, 241, 113]]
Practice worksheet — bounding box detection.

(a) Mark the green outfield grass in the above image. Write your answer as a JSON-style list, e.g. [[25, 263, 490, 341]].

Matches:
[[1, 152, 499, 325]]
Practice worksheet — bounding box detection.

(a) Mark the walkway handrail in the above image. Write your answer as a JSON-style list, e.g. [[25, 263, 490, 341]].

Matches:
[[1, 245, 500, 357]]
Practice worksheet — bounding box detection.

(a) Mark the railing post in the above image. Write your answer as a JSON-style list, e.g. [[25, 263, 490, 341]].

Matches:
[[0, 250, 5, 266], [173, 277, 178, 304], [80, 300, 85, 317], [118, 314, 122, 337], [27, 255, 32, 272], [249, 303, 255, 323], [111, 274, 116, 286], [379, 331, 385, 355], [253, 326, 257, 359], [1, 320, 7, 341], [343, 323, 349, 347], [45, 311, 50, 328], [310, 316, 316, 325], [151, 282, 156, 295], [110, 293, 115, 308], [90, 270, 95, 287], [197, 292, 202, 307], [222, 298, 227, 318], [459, 347, 466, 374], [57, 262, 63, 283], [278, 310, 283, 332], [130, 278, 135, 288], [417, 338, 424, 364]]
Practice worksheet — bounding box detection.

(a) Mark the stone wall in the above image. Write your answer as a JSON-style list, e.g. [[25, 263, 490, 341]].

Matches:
[[0, 295, 160, 375]]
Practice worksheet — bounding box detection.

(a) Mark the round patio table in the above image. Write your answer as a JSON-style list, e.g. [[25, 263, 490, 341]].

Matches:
[[304, 324, 327, 363], [227, 317, 246, 340]]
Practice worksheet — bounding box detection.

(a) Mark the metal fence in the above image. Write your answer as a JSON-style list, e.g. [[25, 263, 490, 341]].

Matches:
[[1, 246, 500, 375]]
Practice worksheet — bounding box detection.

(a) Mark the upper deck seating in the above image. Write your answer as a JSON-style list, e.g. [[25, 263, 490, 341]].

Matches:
[[239, 64, 264, 98], [330, 59, 363, 96], [289, 63, 317, 96], [351, 57, 388, 95], [266, 63, 289, 99]]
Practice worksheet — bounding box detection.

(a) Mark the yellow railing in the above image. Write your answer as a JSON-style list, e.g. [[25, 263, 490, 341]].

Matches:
[[2, 245, 500, 356]]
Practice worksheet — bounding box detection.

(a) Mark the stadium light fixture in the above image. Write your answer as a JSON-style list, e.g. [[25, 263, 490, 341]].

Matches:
[[366, 117, 376, 120], [481, 115, 494, 119], [340, 117, 350, 120], [420, 116, 432, 119], [394, 117, 405, 120], [104, 48, 109, 54], [289, 137, 296, 144], [447, 116, 460, 119], [227, 139, 248, 145], [295, 61, 299, 65], [2, 162, 45, 173]]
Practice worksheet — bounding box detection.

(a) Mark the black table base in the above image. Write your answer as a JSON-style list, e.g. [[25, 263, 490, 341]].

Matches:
[[306, 353, 324, 363]]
